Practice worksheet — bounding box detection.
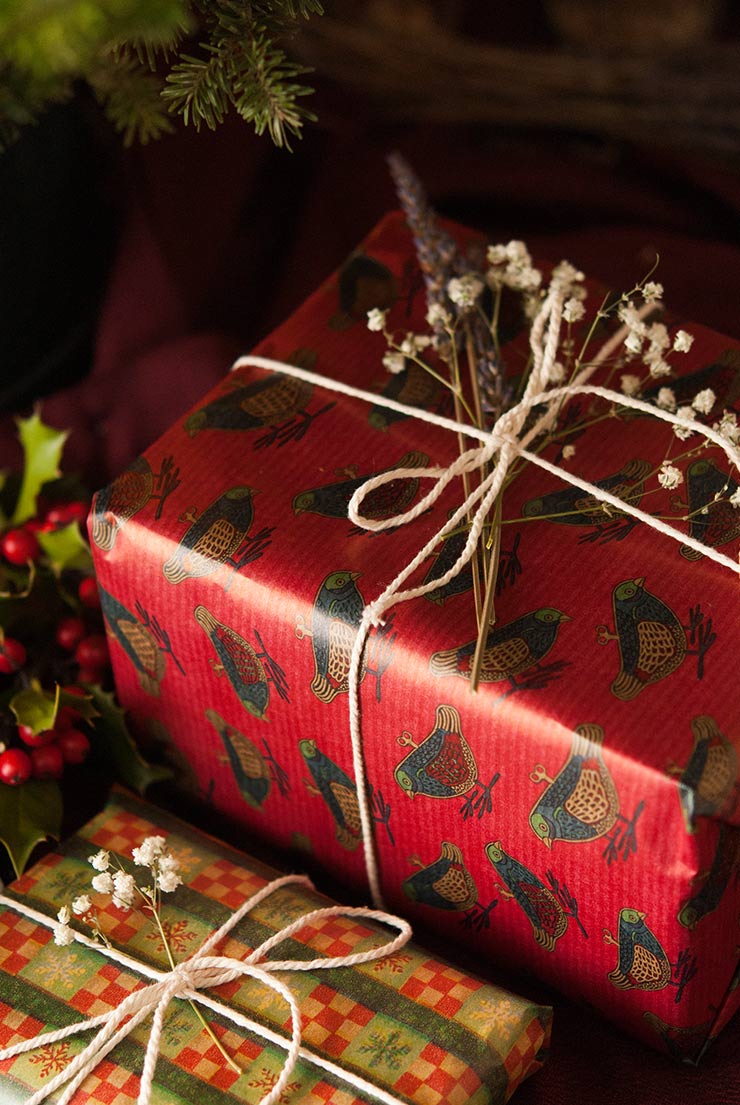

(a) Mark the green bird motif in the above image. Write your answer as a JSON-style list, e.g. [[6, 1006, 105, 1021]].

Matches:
[[91, 454, 180, 551], [642, 347, 740, 414], [643, 1011, 717, 1063], [597, 577, 715, 700], [521, 459, 651, 543], [403, 842, 478, 911], [668, 715, 739, 833], [430, 608, 570, 690], [195, 605, 289, 720], [368, 361, 443, 430], [603, 908, 671, 992], [163, 487, 262, 584], [99, 587, 183, 696], [299, 738, 362, 851], [677, 823, 740, 929], [205, 708, 290, 810], [677, 459, 740, 560], [484, 841, 569, 952], [293, 451, 429, 526], [296, 570, 366, 704], [529, 724, 620, 849]]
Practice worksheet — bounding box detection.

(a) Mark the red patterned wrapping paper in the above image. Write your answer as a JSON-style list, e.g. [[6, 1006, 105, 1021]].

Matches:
[[90, 212, 740, 1060], [0, 789, 551, 1103]]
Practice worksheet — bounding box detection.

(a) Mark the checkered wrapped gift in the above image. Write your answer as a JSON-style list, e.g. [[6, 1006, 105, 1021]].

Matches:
[[0, 790, 551, 1104]]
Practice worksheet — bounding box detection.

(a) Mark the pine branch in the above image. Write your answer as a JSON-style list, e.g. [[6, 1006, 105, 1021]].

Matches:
[[89, 52, 174, 146]]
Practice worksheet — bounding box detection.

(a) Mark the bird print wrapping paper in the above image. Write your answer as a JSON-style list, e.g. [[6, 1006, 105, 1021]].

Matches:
[[0, 790, 551, 1104], [89, 211, 740, 1060]]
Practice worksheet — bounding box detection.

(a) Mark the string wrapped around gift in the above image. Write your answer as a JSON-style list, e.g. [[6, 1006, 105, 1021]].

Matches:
[[232, 281, 740, 911], [0, 875, 413, 1105]]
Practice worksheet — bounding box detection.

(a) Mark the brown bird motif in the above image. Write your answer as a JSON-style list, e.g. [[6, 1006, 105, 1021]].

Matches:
[[668, 715, 739, 833], [521, 458, 651, 544], [604, 908, 672, 992], [677, 822, 740, 929], [329, 253, 397, 330], [292, 451, 429, 527], [403, 842, 479, 911], [675, 459, 740, 560], [597, 578, 715, 700], [485, 841, 571, 952], [91, 454, 180, 551], [162, 487, 267, 585]]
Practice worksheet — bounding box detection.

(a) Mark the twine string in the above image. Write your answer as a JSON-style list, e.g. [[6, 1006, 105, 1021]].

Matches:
[[0, 877, 412, 1105], [232, 296, 740, 908]]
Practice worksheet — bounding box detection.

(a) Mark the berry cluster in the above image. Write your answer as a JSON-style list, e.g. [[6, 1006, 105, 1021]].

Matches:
[[0, 499, 111, 788]]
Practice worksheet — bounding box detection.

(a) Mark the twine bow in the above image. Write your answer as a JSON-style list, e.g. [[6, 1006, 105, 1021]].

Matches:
[[233, 286, 740, 910], [0, 875, 412, 1105]]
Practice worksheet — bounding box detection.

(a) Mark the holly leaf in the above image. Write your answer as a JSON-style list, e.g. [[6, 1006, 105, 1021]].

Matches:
[[10, 683, 57, 735], [0, 780, 63, 877], [38, 523, 93, 572], [87, 685, 171, 793], [11, 412, 68, 525]]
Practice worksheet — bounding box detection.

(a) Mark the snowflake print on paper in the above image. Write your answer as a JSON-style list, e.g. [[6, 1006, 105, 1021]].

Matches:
[[145, 918, 196, 955], [163, 1011, 195, 1049], [359, 1029, 412, 1070], [466, 995, 520, 1033], [34, 951, 88, 991], [29, 1042, 72, 1078], [247, 1067, 302, 1103], [371, 952, 412, 974]]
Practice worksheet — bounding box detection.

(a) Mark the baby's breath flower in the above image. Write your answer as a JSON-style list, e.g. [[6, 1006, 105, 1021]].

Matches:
[[91, 872, 114, 895], [158, 853, 180, 874], [366, 308, 387, 332], [673, 329, 694, 353], [382, 351, 406, 375], [112, 871, 136, 911], [562, 298, 585, 324], [730, 487, 740, 508], [656, 387, 676, 412], [646, 322, 670, 352], [674, 405, 695, 440], [641, 281, 664, 304], [618, 301, 648, 337], [623, 331, 643, 356], [132, 836, 166, 867], [426, 302, 450, 328], [658, 463, 683, 490], [547, 361, 565, 384], [486, 243, 509, 265], [648, 359, 671, 379], [57, 905, 71, 925], [620, 374, 641, 397], [157, 870, 182, 894], [562, 444, 576, 459], [89, 850, 110, 872], [714, 411, 740, 445], [692, 388, 716, 415], [552, 260, 584, 288], [72, 895, 92, 916], [447, 274, 484, 309], [54, 924, 74, 947]]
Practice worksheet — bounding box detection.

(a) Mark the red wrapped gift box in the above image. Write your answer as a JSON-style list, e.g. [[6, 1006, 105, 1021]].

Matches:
[[90, 212, 740, 1059]]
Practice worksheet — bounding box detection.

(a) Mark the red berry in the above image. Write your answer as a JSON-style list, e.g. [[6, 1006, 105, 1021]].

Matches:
[[30, 743, 64, 780], [0, 528, 40, 565], [46, 501, 89, 528], [75, 634, 108, 670], [56, 616, 86, 652], [62, 683, 88, 697], [78, 577, 101, 609], [75, 667, 101, 685], [17, 724, 56, 748], [0, 747, 32, 785], [54, 705, 80, 731], [0, 637, 26, 673], [55, 728, 90, 765]]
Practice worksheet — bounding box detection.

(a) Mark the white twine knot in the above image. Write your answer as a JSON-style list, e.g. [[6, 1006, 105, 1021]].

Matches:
[[232, 292, 740, 910], [0, 875, 412, 1105]]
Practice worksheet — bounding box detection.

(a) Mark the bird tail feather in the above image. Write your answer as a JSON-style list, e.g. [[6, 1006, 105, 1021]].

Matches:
[[336, 825, 361, 851], [137, 671, 160, 698], [622, 459, 652, 481], [611, 670, 644, 700], [679, 544, 703, 562], [430, 649, 463, 678], [434, 705, 461, 734], [311, 672, 342, 703], [607, 968, 632, 989], [573, 723, 605, 758], [91, 516, 116, 551]]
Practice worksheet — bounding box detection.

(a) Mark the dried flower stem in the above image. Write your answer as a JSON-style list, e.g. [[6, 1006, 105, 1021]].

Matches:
[[469, 495, 503, 692]]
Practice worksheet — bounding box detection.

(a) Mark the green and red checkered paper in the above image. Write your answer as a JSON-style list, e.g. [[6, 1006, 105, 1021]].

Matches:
[[89, 212, 740, 1059], [0, 790, 551, 1104]]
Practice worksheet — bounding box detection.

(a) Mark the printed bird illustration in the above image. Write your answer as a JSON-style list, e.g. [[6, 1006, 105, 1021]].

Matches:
[[677, 459, 740, 560], [597, 578, 714, 700], [204, 708, 289, 809], [368, 361, 443, 430], [642, 347, 740, 415], [394, 705, 477, 799], [677, 823, 740, 929], [91, 454, 180, 550], [194, 605, 288, 720], [668, 715, 739, 833], [643, 1011, 716, 1063], [99, 586, 166, 696], [292, 451, 429, 524], [298, 738, 361, 851], [402, 842, 478, 911], [329, 253, 397, 330], [430, 608, 570, 689], [162, 487, 258, 584], [603, 908, 671, 992], [484, 841, 569, 952], [297, 570, 366, 704], [529, 723, 620, 848], [521, 459, 651, 542]]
